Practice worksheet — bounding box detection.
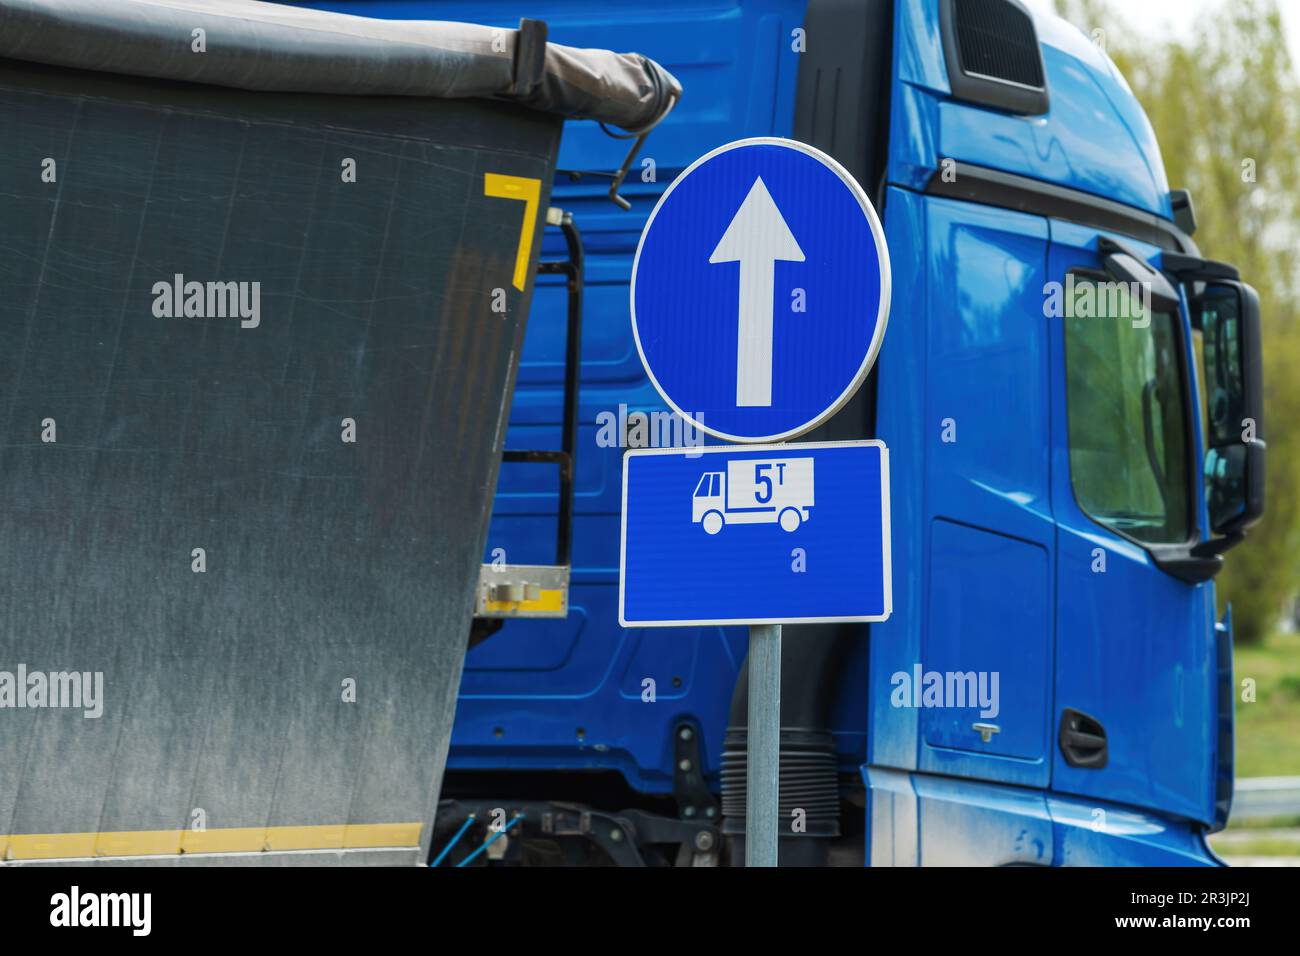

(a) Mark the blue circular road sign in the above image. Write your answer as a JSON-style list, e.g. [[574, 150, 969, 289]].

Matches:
[[631, 137, 890, 443]]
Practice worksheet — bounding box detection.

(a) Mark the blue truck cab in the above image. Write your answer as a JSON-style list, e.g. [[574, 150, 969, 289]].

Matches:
[[299, 0, 1265, 865]]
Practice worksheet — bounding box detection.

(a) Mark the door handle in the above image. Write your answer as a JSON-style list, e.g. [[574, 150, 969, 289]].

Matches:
[[1059, 708, 1108, 769]]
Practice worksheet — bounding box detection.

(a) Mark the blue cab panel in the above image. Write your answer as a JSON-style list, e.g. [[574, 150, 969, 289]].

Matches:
[[865, 768, 1218, 866], [889, 0, 1171, 215], [866, 0, 1221, 864]]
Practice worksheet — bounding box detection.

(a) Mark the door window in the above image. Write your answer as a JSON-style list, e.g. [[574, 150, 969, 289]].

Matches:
[[1063, 272, 1192, 544]]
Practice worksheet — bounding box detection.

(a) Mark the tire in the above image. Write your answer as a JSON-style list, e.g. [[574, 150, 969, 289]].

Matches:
[[702, 511, 724, 535], [779, 508, 801, 532]]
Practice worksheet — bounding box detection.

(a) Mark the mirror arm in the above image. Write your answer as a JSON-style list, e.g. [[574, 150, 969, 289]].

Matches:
[[1148, 544, 1223, 584], [1160, 251, 1239, 282], [1190, 533, 1246, 559]]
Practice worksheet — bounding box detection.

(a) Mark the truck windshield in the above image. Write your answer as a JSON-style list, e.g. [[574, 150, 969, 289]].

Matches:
[[1064, 273, 1191, 544]]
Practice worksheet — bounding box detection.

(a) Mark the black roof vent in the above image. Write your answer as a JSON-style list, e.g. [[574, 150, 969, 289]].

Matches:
[[940, 0, 1049, 115]]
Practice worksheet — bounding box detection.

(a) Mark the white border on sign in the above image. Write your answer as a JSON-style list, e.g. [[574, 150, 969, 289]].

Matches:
[[617, 439, 893, 627], [629, 137, 893, 444]]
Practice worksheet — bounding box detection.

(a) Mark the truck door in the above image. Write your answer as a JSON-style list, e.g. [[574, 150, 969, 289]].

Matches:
[[911, 197, 1055, 789], [1047, 221, 1217, 826]]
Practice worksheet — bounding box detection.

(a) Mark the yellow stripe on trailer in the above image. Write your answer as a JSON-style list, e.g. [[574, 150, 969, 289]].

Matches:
[[3, 822, 422, 860]]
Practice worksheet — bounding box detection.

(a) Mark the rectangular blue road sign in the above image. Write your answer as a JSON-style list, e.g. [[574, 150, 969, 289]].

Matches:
[[619, 440, 891, 627]]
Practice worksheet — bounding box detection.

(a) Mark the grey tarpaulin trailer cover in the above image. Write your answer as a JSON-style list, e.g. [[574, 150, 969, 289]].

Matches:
[[0, 0, 677, 864]]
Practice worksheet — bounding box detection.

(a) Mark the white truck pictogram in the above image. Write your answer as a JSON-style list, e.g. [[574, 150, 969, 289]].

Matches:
[[691, 457, 814, 534]]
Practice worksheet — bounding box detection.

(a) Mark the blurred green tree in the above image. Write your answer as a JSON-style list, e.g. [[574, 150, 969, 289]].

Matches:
[[1055, 0, 1300, 642]]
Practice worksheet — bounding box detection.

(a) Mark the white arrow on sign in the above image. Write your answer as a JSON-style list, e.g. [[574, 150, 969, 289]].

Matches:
[[709, 176, 805, 408]]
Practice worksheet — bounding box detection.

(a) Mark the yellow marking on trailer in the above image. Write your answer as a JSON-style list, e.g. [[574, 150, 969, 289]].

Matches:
[[484, 173, 542, 291], [3, 823, 422, 860], [98, 829, 182, 857], [484, 588, 565, 614], [182, 826, 273, 855], [343, 822, 423, 849]]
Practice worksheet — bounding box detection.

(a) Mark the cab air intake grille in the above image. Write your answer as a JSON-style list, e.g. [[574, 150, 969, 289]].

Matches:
[[940, 0, 1049, 114], [954, 0, 1044, 88]]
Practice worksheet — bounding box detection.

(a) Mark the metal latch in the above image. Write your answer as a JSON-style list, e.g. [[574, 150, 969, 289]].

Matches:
[[476, 564, 570, 619]]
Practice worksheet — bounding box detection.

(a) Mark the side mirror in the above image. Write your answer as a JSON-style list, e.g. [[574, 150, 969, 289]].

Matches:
[[1196, 281, 1265, 544]]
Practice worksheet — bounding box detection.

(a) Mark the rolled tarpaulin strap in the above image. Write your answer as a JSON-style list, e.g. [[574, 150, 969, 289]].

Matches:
[[510, 17, 548, 98], [0, 0, 681, 132]]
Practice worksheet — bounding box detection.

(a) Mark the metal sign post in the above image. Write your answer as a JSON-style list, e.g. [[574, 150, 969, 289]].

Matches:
[[747, 623, 782, 867], [625, 138, 892, 867]]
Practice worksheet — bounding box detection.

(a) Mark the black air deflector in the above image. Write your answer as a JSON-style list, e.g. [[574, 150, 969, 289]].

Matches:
[[939, 0, 1049, 115]]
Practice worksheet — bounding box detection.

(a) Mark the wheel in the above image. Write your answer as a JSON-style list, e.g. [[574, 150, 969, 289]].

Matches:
[[778, 508, 801, 532], [702, 511, 724, 535]]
